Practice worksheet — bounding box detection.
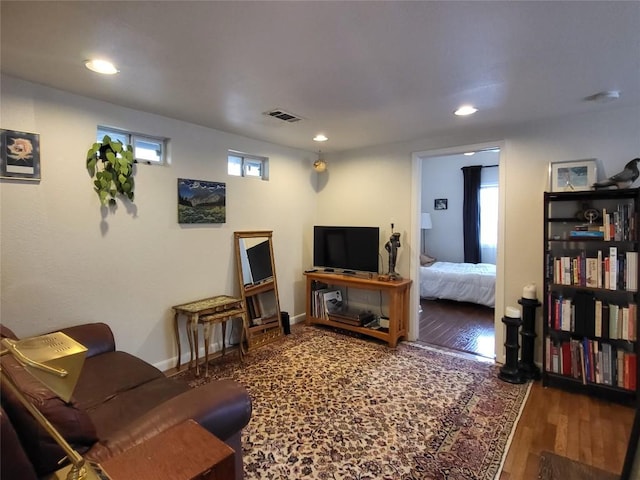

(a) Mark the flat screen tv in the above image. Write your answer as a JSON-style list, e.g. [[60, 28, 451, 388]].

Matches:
[[313, 226, 380, 273], [246, 240, 273, 284]]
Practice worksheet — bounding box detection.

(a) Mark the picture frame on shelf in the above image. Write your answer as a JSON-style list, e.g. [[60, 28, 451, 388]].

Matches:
[[549, 159, 597, 192], [0, 129, 41, 181]]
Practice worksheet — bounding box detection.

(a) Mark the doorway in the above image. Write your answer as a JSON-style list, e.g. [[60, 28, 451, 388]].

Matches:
[[413, 144, 503, 359]]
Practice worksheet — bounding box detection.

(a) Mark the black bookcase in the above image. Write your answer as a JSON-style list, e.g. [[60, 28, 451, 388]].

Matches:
[[543, 188, 639, 405]]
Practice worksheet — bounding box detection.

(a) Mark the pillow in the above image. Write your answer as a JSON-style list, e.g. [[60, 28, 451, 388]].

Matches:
[[420, 254, 437, 266]]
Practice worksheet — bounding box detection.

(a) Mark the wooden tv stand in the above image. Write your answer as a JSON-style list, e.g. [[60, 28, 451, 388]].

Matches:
[[304, 272, 412, 347]]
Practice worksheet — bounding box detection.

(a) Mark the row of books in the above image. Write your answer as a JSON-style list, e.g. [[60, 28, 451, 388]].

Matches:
[[310, 287, 344, 319], [602, 203, 636, 242], [546, 247, 638, 291], [547, 291, 637, 341], [545, 337, 637, 391]]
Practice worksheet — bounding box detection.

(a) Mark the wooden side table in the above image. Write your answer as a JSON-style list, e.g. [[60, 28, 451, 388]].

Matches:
[[173, 295, 246, 376], [100, 420, 235, 480]]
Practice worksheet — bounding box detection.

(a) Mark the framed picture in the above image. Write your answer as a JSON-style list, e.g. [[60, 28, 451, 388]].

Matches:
[[1, 129, 41, 181], [177, 178, 226, 224], [434, 198, 448, 210], [549, 159, 597, 192]]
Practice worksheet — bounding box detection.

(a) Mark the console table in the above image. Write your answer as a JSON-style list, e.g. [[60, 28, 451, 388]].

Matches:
[[173, 295, 246, 376], [304, 272, 412, 347]]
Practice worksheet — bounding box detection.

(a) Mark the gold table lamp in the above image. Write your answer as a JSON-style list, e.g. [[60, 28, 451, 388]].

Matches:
[[1, 332, 103, 480]]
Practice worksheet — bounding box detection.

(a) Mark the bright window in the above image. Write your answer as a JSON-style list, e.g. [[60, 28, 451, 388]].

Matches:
[[97, 126, 168, 165], [479, 185, 498, 264], [228, 151, 269, 180]]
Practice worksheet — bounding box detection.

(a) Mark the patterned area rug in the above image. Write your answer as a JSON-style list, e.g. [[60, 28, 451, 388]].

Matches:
[[174, 325, 530, 480]]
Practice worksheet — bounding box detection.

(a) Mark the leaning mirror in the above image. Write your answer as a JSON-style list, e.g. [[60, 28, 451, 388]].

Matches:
[[234, 231, 282, 352]]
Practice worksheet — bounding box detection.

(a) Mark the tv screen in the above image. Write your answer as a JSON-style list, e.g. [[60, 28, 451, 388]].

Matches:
[[313, 226, 380, 273], [246, 240, 273, 284]]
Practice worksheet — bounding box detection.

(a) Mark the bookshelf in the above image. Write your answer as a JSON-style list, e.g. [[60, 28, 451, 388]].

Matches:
[[304, 272, 412, 347], [543, 188, 639, 405]]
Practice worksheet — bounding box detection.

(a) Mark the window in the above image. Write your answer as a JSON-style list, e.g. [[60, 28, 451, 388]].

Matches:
[[479, 183, 498, 264], [97, 126, 167, 165], [228, 151, 269, 180]]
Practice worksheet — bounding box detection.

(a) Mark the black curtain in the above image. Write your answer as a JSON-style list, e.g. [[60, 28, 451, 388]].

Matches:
[[462, 165, 482, 263]]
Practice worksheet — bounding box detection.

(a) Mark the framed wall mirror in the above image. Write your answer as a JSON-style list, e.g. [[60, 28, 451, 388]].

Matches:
[[234, 230, 282, 352]]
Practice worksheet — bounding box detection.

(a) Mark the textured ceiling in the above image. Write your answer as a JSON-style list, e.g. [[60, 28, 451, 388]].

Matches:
[[1, 1, 638, 152]]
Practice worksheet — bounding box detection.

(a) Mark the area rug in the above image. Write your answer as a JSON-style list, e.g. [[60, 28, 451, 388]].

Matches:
[[174, 325, 530, 480], [538, 451, 618, 480]]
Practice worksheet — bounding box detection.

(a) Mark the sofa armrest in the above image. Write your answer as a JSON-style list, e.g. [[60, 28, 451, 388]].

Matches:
[[58, 323, 115, 357], [85, 379, 252, 463]]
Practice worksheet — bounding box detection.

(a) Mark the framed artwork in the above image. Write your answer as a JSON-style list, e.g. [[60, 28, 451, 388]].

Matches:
[[177, 178, 226, 224], [549, 159, 597, 192], [1, 129, 41, 181], [434, 198, 448, 210]]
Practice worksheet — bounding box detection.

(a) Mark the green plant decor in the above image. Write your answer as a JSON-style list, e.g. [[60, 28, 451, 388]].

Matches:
[[86, 135, 136, 206]]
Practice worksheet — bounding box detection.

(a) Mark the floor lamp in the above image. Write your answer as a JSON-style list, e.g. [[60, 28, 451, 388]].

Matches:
[[0, 332, 102, 480], [421, 213, 432, 254]]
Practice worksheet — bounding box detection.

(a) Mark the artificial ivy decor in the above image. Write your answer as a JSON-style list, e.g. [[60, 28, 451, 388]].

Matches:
[[86, 135, 135, 206]]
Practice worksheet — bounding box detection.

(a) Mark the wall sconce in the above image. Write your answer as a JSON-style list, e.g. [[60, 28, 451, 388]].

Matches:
[[313, 151, 327, 172]]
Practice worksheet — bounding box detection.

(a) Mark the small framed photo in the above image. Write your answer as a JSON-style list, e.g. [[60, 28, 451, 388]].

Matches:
[[1, 129, 41, 181], [434, 198, 448, 210], [549, 159, 597, 192]]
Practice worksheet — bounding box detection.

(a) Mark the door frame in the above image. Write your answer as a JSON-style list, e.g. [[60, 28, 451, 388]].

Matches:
[[410, 140, 506, 363]]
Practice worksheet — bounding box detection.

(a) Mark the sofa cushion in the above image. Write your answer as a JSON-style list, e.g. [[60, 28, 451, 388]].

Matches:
[[72, 351, 168, 411], [86, 376, 188, 439]]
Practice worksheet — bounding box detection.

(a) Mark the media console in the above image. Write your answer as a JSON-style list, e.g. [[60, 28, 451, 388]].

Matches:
[[304, 271, 412, 347]]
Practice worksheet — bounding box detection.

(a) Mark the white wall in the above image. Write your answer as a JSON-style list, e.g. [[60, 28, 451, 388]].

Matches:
[[0, 75, 317, 369], [320, 104, 640, 363]]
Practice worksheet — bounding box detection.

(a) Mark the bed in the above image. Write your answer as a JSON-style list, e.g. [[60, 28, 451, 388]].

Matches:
[[419, 261, 496, 308]]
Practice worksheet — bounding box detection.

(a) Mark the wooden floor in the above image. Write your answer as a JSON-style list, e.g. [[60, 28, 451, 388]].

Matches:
[[418, 298, 495, 358], [417, 298, 635, 478], [500, 381, 634, 478]]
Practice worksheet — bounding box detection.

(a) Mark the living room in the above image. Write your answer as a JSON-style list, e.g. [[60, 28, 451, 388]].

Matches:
[[1, 2, 639, 479]]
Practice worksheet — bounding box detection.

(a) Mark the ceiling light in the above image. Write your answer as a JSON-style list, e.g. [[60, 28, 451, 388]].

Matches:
[[313, 134, 328, 142], [454, 105, 478, 116], [84, 59, 119, 75], [584, 90, 620, 103], [464, 152, 475, 156]]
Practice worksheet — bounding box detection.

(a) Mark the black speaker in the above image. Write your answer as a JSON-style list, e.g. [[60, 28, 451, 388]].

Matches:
[[281, 311, 291, 335]]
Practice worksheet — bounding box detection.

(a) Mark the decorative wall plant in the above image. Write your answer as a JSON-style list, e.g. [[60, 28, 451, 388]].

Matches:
[[86, 135, 135, 206]]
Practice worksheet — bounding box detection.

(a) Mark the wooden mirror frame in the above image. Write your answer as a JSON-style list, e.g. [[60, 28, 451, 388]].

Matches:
[[234, 230, 283, 352]]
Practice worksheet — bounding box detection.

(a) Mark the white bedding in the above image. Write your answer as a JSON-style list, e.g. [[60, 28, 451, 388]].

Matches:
[[420, 261, 496, 308]]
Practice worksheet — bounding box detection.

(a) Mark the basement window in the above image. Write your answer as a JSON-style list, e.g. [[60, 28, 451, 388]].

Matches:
[[96, 126, 168, 165], [228, 150, 269, 180]]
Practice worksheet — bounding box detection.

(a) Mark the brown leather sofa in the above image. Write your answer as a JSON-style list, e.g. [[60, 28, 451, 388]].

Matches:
[[0, 322, 252, 480]]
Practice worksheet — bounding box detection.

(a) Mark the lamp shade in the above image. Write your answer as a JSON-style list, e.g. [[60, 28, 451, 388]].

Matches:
[[421, 213, 432, 230]]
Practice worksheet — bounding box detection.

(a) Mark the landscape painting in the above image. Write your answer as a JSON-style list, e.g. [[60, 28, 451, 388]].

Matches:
[[177, 178, 226, 224]]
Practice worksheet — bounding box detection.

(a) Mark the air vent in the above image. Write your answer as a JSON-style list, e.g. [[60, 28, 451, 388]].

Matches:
[[263, 108, 303, 123]]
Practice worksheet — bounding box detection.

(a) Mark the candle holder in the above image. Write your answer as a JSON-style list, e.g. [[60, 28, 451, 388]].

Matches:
[[498, 306, 526, 384], [518, 297, 541, 380]]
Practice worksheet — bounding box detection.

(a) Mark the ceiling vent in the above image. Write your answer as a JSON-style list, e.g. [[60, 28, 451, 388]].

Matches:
[[263, 108, 303, 123]]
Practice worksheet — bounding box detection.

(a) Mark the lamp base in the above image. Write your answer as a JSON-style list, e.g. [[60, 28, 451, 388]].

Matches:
[[49, 461, 108, 480]]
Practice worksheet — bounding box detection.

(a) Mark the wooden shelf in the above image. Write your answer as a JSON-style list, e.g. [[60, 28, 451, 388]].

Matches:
[[304, 272, 412, 347]]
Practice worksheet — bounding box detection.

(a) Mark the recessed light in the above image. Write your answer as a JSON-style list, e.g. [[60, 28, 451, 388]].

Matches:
[[454, 105, 478, 116], [464, 152, 475, 156], [584, 90, 620, 103], [313, 134, 328, 142], [84, 59, 119, 75]]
